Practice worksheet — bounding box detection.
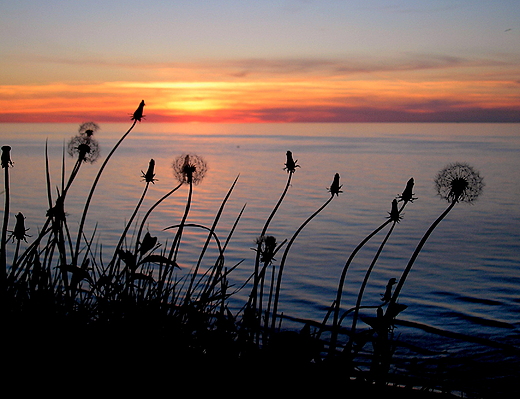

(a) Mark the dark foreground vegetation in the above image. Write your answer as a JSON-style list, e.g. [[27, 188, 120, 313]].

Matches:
[[3, 102, 518, 398]]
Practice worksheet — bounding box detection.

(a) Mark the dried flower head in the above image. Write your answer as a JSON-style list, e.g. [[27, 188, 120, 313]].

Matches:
[[78, 122, 100, 137], [255, 235, 278, 264], [284, 151, 300, 173], [132, 100, 146, 122], [141, 159, 157, 183], [2, 145, 13, 168], [398, 178, 417, 203], [434, 162, 484, 203], [172, 154, 208, 185], [67, 122, 100, 163], [328, 173, 343, 196], [387, 198, 403, 223], [10, 212, 30, 242]]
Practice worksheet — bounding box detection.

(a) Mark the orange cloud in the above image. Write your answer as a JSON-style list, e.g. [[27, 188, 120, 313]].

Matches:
[[0, 71, 519, 123]]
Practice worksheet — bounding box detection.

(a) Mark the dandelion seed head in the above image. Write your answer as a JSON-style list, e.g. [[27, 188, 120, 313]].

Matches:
[[67, 122, 101, 163], [78, 122, 100, 137], [434, 162, 484, 203], [172, 154, 208, 185]]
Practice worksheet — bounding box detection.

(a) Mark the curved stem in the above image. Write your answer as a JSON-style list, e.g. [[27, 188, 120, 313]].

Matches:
[[73, 119, 137, 265], [349, 220, 397, 343], [328, 218, 392, 356], [134, 183, 183, 256], [270, 194, 334, 331], [386, 199, 457, 316], [107, 182, 150, 276], [251, 171, 293, 312]]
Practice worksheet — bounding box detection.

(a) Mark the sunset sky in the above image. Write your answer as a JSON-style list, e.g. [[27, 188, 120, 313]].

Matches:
[[1, 0, 519, 123]]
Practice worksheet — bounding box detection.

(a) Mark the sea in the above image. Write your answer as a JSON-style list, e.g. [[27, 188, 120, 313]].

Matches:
[[2, 122, 519, 393]]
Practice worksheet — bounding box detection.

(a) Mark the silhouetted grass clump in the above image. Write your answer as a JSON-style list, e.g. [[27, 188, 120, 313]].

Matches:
[[4, 101, 517, 397]]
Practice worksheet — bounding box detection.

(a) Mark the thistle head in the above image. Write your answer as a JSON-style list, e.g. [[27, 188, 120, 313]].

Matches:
[[1, 145, 13, 168], [328, 173, 343, 196], [172, 154, 208, 185], [434, 162, 484, 203], [141, 159, 157, 183], [132, 100, 146, 122], [398, 178, 417, 203], [67, 122, 100, 163], [284, 151, 300, 173]]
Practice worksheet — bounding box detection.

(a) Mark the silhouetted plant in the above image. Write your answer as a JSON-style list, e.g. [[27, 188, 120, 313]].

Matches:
[[168, 154, 208, 304], [387, 163, 484, 315], [270, 172, 341, 332], [1, 145, 13, 287], [5, 110, 494, 397], [73, 101, 145, 270], [247, 151, 299, 343], [328, 178, 414, 357]]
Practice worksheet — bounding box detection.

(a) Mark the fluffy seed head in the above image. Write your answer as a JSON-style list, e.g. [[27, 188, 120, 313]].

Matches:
[[434, 162, 484, 203]]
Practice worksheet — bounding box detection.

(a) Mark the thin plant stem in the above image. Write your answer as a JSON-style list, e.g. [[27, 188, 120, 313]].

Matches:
[[73, 119, 137, 266], [328, 218, 392, 356], [386, 199, 457, 317], [251, 170, 293, 313], [270, 194, 335, 332], [349, 220, 397, 345], [110, 181, 150, 267], [134, 183, 183, 256], [1, 161, 10, 288]]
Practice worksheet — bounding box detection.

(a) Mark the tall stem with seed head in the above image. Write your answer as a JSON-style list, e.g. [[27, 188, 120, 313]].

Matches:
[[270, 172, 340, 332]]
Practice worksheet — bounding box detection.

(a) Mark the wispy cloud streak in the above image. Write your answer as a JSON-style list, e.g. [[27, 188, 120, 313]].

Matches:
[[1, 53, 519, 123]]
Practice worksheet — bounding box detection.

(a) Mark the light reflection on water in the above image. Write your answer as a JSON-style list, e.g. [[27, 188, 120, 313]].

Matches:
[[3, 123, 520, 350]]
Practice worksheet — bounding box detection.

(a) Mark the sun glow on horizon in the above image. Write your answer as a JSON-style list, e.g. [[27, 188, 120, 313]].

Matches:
[[1, 74, 519, 123]]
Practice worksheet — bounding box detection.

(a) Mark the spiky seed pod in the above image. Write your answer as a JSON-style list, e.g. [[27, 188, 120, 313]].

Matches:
[[283, 151, 300, 173], [388, 198, 402, 223], [142, 159, 157, 183], [132, 100, 146, 122], [398, 177, 417, 203], [328, 173, 343, 196], [12, 212, 30, 242]]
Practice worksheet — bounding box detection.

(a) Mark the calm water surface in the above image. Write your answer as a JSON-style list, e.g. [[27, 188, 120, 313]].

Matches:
[[2, 123, 519, 373]]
